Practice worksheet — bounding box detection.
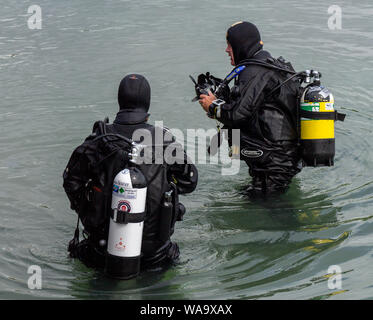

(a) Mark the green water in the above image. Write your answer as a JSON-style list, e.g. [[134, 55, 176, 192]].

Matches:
[[1, 0, 372, 299]]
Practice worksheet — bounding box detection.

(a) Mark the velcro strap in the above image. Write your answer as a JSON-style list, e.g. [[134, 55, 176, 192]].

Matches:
[[300, 110, 346, 121], [111, 209, 146, 224]]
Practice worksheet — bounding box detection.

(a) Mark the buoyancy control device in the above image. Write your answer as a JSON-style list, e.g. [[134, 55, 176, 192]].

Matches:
[[63, 119, 149, 279], [63, 119, 191, 278]]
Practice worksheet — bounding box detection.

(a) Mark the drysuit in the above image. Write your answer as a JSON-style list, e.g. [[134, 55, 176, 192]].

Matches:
[[71, 74, 198, 271], [215, 22, 302, 196]]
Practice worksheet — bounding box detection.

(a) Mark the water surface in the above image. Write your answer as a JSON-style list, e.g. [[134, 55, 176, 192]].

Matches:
[[0, 0, 372, 300]]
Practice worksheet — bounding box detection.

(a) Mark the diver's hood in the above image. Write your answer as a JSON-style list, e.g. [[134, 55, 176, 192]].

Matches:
[[226, 21, 263, 64], [117, 74, 150, 123]]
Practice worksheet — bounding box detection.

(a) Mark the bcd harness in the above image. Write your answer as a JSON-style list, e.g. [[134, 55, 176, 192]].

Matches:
[[63, 119, 185, 277]]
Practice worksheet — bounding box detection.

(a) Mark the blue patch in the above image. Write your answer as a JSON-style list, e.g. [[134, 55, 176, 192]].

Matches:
[[113, 184, 119, 193]]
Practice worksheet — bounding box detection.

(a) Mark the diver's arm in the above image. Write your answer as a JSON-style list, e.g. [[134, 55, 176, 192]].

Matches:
[[169, 160, 198, 194], [219, 73, 270, 127], [167, 147, 198, 194], [162, 128, 198, 194], [201, 69, 272, 127]]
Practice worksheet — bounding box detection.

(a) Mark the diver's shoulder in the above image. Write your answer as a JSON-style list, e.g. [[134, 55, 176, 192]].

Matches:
[[255, 49, 272, 60], [239, 50, 278, 79]]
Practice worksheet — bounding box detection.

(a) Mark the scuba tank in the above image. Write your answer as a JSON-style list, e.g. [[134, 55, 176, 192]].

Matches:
[[299, 70, 345, 166], [105, 167, 147, 279]]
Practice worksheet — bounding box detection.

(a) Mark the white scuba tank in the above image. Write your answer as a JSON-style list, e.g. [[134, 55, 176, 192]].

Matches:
[[105, 167, 147, 279]]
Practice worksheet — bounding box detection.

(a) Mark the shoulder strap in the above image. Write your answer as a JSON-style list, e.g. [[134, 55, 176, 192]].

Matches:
[[237, 58, 297, 75], [92, 117, 109, 135]]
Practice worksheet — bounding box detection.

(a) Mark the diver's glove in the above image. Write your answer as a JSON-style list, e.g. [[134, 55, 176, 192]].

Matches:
[[208, 99, 225, 119]]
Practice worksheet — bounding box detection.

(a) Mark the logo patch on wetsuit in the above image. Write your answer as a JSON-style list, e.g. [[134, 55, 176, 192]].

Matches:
[[241, 148, 264, 158]]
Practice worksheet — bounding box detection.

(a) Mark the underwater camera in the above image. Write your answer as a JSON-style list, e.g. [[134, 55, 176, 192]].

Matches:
[[189, 72, 220, 102]]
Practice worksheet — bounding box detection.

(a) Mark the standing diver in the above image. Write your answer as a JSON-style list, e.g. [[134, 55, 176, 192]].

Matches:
[[198, 21, 303, 197], [63, 74, 198, 276]]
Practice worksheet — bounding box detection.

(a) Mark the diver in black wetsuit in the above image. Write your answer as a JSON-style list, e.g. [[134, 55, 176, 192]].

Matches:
[[199, 21, 302, 197], [68, 74, 198, 271]]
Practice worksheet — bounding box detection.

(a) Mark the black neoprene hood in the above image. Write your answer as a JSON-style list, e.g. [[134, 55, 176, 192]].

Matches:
[[226, 21, 263, 64], [117, 74, 151, 123]]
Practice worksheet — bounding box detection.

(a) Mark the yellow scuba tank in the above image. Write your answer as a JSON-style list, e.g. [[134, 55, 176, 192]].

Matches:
[[300, 74, 345, 166]]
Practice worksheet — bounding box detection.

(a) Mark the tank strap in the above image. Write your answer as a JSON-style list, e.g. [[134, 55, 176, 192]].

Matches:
[[111, 209, 146, 224], [300, 110, 346, 121]]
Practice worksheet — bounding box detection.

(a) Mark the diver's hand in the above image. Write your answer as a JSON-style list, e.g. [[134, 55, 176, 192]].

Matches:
[[199, 91, 216, 112]]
